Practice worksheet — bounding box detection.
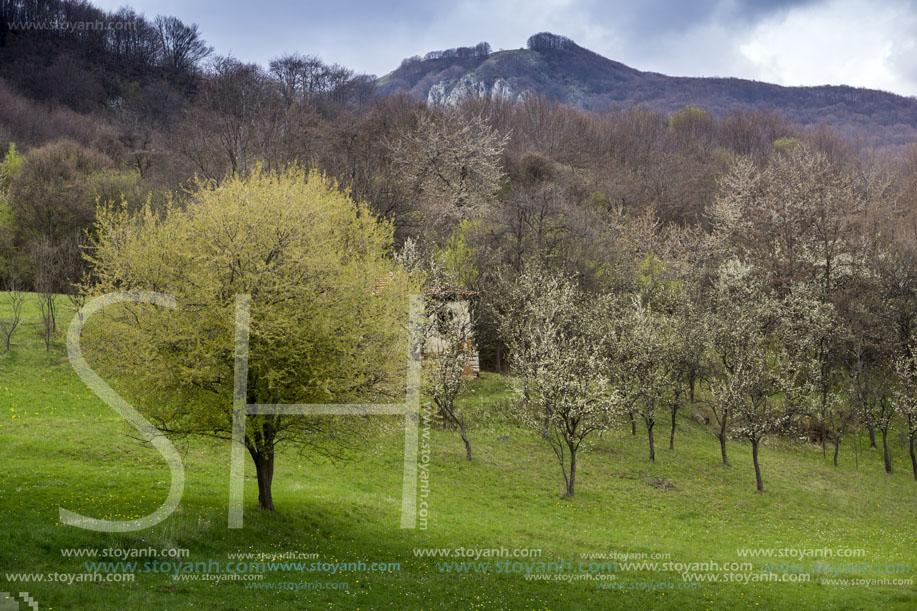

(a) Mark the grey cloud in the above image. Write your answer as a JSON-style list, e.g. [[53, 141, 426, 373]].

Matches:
[[91, 0, 916, 95]]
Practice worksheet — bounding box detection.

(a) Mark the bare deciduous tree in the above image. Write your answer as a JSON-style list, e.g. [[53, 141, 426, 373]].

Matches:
[[154, 15, 212, 74], [0, 277, 23, 352], [31, 236, 64, 351]]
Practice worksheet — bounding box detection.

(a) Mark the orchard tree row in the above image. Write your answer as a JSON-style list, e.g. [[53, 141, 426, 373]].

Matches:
[[423, 141, 917, 495]]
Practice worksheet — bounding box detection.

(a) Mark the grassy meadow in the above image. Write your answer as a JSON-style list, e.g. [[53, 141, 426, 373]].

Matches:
[[1, 296, 916, 610]]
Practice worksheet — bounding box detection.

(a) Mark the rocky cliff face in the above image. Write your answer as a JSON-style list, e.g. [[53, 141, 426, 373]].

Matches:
[[426, 77, 524, 106]]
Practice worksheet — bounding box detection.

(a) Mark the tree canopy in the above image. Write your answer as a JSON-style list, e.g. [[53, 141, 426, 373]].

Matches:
[[82, 166, 419, 510]]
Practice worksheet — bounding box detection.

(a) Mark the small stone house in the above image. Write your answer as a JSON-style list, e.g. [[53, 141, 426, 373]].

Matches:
[[424, 287, 480, 379], [373, 273, 479, 378]]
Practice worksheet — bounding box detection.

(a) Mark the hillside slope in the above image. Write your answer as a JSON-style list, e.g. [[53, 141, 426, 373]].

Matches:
[[1, 298, 915, 609]]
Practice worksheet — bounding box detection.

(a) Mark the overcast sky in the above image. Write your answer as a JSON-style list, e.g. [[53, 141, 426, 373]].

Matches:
[[93, 0, 917, 96]]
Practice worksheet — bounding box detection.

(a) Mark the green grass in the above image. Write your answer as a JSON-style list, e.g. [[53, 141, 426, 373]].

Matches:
[[1, 296, 916, 609]]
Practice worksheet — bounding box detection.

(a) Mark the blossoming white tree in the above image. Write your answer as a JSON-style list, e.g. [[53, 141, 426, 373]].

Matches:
[[616, 297, 676, 461], [388, 109, 506, 229], [718, 347, 806, 492], [707, 259, 761, 467], [500, 270, 616, 497], [892, 346, 917, 480], [708, 260, 827, 491]]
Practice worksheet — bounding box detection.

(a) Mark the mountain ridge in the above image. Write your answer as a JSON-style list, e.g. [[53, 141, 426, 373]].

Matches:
[[378, 32, 917, 151]]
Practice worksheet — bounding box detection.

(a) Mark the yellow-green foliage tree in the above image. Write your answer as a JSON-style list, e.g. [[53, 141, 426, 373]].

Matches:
[[669, 106, 713, 146], [84, 166, 419, 511], [0, 143, 22, 280]]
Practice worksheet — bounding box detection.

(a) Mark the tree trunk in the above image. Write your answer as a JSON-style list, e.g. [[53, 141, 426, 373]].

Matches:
[[669, 408, 678, 450], [566, 447, 576, 497], [752, 439, 763, 492], [249, 448, 275, 511], [854, 429, 859, 470], [833, 431, 841, 467], [689, 377, 695, 403], [868, 422, 876, 448], [910, 435, 917, 481], [647, 419, 655, 462], [821, 394, 827, 458], [881, 429, 892, 474], [458, 419, 472, 461], [718, 418, 730, 466], [495, 344, 502, 373], [629, 411, 637, 436], [821, 420, 827, 458], [444, 403, 472, 461]]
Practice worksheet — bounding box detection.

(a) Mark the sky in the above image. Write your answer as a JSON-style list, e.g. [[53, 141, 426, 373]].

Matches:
[[92, 0, 917, 97]]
